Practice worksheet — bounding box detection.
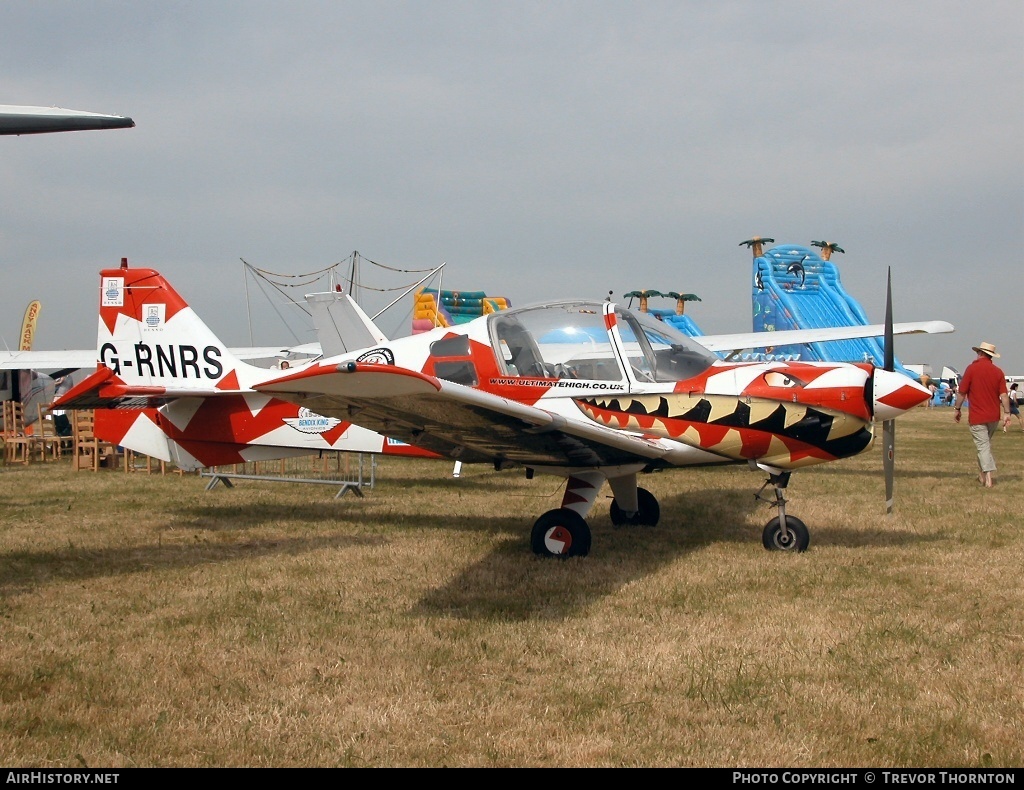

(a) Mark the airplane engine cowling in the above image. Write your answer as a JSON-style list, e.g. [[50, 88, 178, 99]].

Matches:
[[873, 369, 930, 421]]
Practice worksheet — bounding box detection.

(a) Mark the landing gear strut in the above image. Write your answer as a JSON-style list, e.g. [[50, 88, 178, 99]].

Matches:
[[529, 469, 656, 558], [609, 487, 660, 527], [530, 472, 604, 558], [755, 471, 810, 552]]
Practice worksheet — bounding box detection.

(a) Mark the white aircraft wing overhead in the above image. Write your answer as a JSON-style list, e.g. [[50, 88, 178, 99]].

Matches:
[[0, 349, 98, 371], [0, 104, 134, 135], [285, 342, 323, 357], [700, 321, 954, 357], [256, 364, 692, 469], [228, 346, 321, 361]]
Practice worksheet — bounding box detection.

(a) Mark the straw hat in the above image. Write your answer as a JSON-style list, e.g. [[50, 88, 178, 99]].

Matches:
[[972, 341, 1000, 358]]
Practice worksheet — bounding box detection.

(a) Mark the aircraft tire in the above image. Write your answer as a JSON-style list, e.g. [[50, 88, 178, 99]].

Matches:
[[531, 509, 592, 558], [609, 487, 660, 527], [762, 516, 809, 552]]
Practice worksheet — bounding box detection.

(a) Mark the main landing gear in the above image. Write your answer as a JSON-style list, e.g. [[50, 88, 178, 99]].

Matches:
[[530, 508, 592, 558], [609, 487, 660, 527], [755, 471, 810, 553], [530, 472, 660, 558]]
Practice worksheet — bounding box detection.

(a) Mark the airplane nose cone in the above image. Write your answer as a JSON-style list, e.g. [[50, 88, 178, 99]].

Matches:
[[874, 369, 931, 421]]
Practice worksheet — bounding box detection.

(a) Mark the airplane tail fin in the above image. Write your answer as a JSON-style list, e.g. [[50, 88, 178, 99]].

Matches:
[[95, 258, 261, 395], [307, 288, 388, 358], [54, 259, 439, 471]]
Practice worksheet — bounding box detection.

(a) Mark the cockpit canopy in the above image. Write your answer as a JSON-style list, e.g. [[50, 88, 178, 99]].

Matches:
[[488, 301, 716, 383]]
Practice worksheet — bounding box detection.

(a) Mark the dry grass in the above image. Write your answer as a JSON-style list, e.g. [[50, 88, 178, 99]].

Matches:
[[1, 408, 1021, 767]]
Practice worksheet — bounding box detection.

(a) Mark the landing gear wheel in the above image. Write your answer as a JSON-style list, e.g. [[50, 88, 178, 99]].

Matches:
[[762, 516, 809, 552], [609, 487, 661, 527], [531, 509, 592, 558]]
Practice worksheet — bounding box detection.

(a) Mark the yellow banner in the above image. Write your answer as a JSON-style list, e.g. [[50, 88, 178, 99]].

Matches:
[[19, 300, 41, 351]]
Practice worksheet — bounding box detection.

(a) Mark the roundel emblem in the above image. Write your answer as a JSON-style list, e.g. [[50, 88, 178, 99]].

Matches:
[[357, 348, 395, 365]]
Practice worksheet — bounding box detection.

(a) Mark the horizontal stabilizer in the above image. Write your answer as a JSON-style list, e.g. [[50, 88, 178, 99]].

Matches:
[[53, 366, 226, 410]]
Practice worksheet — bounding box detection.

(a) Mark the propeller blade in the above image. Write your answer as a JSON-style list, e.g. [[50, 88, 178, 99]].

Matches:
[[883, 418, 895, 514], [883, 267, 895, 513], [884, 267, 894, 372]]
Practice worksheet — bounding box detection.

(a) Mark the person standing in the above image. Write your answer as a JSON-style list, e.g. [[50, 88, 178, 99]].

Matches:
[[953, 342, 1011, 488], [1008, 382, 1022, 432], [51, 375, 73, 437]]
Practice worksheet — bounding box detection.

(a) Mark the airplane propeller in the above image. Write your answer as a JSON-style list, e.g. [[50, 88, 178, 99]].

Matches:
[[883, 267, 895, 514]]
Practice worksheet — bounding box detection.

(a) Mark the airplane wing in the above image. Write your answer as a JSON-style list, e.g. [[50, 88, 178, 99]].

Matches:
[[0, 349, 98, 372], [230, 346, 321, 361], [255, 363, 716, 469], [700, 320, 954, 357], [284, 342, 323, 357], [0, 105, 134, 135]]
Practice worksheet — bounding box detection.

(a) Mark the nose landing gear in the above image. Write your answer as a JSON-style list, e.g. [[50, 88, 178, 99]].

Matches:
[[755, 471, 810, 553]]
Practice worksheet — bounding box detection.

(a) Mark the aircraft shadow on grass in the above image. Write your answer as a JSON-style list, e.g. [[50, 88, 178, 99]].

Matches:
[[0, 532, 384, 596], [1, 488, 942, 618], [412, 487, 943, 621]]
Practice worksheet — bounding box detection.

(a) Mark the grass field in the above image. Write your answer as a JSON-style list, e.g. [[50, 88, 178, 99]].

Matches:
[[1, 408, 1021, 767]]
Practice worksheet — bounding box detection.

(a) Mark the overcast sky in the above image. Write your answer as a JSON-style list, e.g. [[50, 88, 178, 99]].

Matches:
[[2, 1, 1021, 377]]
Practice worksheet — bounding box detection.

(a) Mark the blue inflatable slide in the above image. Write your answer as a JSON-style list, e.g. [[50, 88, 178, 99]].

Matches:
[[750, 243, 917, 378]]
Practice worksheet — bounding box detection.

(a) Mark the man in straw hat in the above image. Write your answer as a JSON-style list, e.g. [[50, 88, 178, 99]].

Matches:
[[953, 342, 1011, 488]]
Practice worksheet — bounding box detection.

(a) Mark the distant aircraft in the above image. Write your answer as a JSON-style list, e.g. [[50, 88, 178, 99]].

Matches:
[[0, 104, 134, 135], [58, 259, 953, 557]]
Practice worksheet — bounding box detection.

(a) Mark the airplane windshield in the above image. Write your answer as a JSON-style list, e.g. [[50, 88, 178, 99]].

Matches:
[[489, 302, 624, 381], [615, 308, 717, 382]]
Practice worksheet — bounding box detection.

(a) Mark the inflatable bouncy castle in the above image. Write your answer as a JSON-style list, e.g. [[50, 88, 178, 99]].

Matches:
[[412, 288, 511, 334]]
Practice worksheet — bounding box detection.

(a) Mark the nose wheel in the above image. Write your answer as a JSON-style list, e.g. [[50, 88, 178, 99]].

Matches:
[[762, 515, 809, 552], [755, 471, 810, 553]]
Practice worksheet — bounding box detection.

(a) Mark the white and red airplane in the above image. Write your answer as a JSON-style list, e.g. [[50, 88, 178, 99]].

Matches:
[[57, 258, 952, 557]]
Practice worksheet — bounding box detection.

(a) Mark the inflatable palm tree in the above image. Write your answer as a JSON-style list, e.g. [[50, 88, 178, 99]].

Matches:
[[739, 236, 775, 258], [664, 291, 702, 315], [811, 240, 845, 261], [623, 290, 663, 312]]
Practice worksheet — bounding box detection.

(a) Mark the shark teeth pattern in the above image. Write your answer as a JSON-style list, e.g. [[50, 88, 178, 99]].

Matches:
[[577, 392, 872, 468]]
